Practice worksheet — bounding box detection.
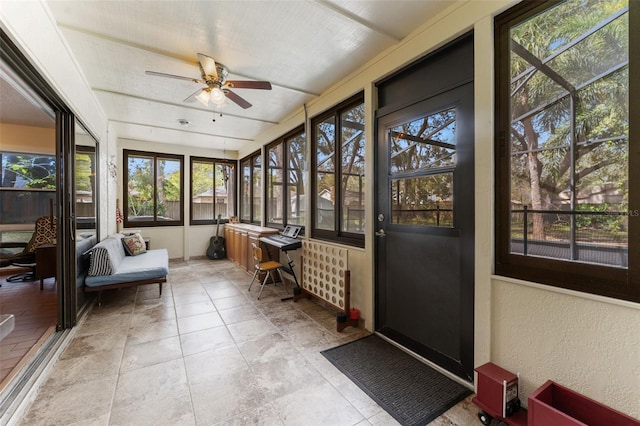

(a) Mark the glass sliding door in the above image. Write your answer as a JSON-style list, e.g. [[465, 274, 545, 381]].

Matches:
[[75, 120, 98, 313]]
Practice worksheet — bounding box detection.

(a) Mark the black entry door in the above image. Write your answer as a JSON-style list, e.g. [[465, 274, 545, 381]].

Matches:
[[375, 82, 474, 381]]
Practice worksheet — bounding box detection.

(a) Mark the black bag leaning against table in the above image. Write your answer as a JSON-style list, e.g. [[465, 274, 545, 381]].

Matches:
[[207, 214, 226, 260]]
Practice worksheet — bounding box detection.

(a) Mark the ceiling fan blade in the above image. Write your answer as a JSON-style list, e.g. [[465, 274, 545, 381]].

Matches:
[[197, 53, 218, 80], [224, 89, 252, 109], [145, 70, 202, 84], [183, 88, 205, 103], [226, 80, 272, 90]]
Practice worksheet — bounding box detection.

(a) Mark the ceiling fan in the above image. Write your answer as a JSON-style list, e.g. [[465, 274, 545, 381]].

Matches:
[[145, 53, 272, 109]]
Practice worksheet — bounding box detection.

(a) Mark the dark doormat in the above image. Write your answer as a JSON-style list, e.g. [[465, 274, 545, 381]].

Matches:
[[321, 334, 471, 426]]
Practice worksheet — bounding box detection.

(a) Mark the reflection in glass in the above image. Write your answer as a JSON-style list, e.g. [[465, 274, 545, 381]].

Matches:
[[241, 159, 250, 221], [252, 154, 262, 223], [75, 119, 98, 312], [267, 143, 283, 224], [75, 146, 96, 232], [391, 174, 454, 227], [508, 0, 629, 266], [191, 160, 235, 221], [156, 158, 181, 221], [192, 161, 213, 221], [316, 116, 336, 230], [287, 132, 306, 226], [390, 107, 456, 174], [127, 155, 154, 220], [341, 104, 365, 233]]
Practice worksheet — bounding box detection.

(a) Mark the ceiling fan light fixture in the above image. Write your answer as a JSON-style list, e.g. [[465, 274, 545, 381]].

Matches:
[[210, 87, 226, 105], [195, 90, 210, 106]]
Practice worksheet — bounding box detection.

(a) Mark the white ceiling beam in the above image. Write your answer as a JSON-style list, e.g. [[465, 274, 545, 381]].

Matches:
[[58, 23, 321, 97], [312, 0, 401, 42], [110, 118, 254, 142], [93, 88, 279, 125]]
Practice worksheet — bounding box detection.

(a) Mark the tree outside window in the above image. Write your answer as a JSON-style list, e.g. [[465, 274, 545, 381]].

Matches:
[[266, 125, 306, 228], [495, 0, 638, 301], [190, 157, 236, 224], [312, 93, 365, 247], [123, 150, 183, 227], [239, 150, 261, 224]]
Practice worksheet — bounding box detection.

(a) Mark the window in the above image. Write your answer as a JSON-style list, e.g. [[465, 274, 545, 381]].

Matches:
[[123, 149, 184, 227], [312, 93, 365, 246], [190, 157, 236, 224], [389, 107, 457, 228], [266, 126, 306, 228], [76, 144, 97, 232], [1, 151, 56, 242], [495, 0, 639, 301], [239, 150, 261, 224]]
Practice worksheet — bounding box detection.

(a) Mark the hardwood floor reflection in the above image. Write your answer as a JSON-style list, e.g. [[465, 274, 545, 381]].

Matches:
[[0, 272, 57, 391]]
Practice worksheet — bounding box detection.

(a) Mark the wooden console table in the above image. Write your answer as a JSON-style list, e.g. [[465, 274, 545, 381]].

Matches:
[[223, 223, 279, 273]]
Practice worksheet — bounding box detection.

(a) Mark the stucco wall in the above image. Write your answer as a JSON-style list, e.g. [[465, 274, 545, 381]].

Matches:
[[491, 278, 640, 417]]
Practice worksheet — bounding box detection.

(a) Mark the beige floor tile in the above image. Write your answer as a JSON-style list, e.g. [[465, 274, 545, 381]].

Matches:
[[227, 317, 278, 343], [18, 374, 118, 426], [171, 281, 206, 296], [59, 330, 127, 359], [179, 324, 235, 356], [212, 403, 285, 426], [126, 318, 179, 345], [271, 381, 364, 426], [111, 359, 194, 426], [177, 310, 224, 334], [174, 299, 216, 318], [206, 285, 243, 300], [218, 304, 264, 325], [171, 289, 212, 305], [44, 347, 123, 388], [130, 304, 177, 325], [184, 344, 249, 385], [368, 410, 402, 426], [190, 368, 268, 425], [251, 351, 327, 399], [120, 335, 183, 372], [213, 294, 252, 310], [236, 332, 293, 364], [16, 259, 474, 426]]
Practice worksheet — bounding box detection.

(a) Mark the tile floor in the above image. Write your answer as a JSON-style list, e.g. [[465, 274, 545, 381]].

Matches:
[[16, 258, 480, 426]]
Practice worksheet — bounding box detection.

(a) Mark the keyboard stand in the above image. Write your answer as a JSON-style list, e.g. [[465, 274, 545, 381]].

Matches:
[[259, 236, 301, 302], [278, 248, 300, 301]]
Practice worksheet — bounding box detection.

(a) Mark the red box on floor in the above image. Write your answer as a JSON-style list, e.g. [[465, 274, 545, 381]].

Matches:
[[474, 362, 520, 418], [528, 380, 640, 426]]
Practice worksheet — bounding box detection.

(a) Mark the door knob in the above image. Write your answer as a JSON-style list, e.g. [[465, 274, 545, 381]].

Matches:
[[375, 229, 386, 237]]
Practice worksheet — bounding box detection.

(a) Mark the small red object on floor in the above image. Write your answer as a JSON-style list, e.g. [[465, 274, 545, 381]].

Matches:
[[472, 362, 527, 425]]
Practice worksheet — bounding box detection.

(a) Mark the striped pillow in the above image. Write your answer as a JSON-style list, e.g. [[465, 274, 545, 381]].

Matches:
[[88, 247, 114, 276]]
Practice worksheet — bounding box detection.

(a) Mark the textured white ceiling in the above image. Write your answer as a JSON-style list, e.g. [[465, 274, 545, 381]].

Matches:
[[33, 0, 455, 151]]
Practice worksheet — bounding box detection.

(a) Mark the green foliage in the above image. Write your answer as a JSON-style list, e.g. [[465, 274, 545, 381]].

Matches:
[[508, 0, 629, 219], [2, 153, 56, 189]]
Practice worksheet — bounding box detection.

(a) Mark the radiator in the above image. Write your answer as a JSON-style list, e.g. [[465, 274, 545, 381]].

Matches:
[[298, 241, 358, 332]]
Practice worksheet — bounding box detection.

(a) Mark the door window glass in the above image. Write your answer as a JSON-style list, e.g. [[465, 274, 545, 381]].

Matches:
[[388, 107, 457, 228], [391, 173, 453, 227]]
